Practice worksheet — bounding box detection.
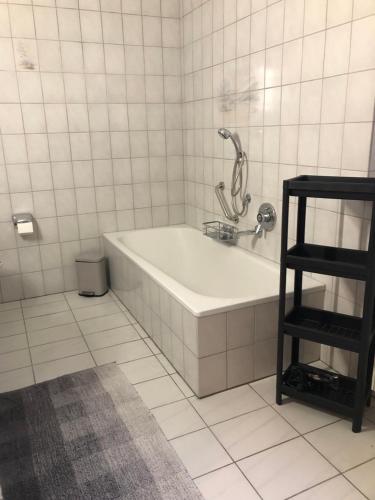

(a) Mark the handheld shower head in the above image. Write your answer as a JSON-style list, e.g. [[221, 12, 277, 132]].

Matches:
[[217, 128, 242, 159], [218, 128, 232, 140]]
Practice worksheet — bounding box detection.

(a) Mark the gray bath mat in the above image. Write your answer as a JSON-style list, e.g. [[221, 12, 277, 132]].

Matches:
[[0, 364, 202, 500]]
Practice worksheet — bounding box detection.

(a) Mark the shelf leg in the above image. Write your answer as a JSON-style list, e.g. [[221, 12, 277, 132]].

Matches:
[[276, 182, 290, 405], [365, 339, 375, 407], [292, 197, 306, 364], [353, 353, 369, 433], [353, 201, 375, 432]]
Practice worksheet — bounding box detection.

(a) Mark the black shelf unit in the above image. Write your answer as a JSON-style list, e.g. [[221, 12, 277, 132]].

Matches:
[[276, 175, 375, 433]]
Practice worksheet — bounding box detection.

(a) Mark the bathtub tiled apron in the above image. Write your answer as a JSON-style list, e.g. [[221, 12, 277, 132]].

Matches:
[[104, 226, 324, 397]]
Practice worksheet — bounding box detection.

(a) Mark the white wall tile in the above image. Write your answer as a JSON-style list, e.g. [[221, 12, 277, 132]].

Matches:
[[353, 0, 375, 18], [324, 23, 351, 77], [342, 123, 373, 171], [282, 39, 303, 84], [57, 8, 81, 41], [9, 5, 35, 38], [350, 16, 375, 72], [284, 0, 304, 41], [304, 0, 327, 35], [345, 70, 375, 123], [327, 0, 353, 28], [321, 75, 347, 123]]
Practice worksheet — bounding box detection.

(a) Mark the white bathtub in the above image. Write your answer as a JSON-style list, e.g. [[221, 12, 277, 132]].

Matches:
[[104, 225, 324, 396]]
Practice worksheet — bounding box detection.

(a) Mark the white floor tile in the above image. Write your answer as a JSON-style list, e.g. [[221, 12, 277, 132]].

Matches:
[[22, 301, 69, 319], [190, 385, 267, 426], [91, 339, 152, 365], [72, 301, 121, 321], [212, 406, 298, 461], [0, 308, 23, 324], [22, 293, 65, 308], [195, 464, 260, 500], [272, 399, 341, 434], [238, 437, 337, 500], [305, 419, 375, 472], [34, 352, 95, 383], [65, 291, 113, 309], [84, 325, 139, 350], [0, 349, 31, 373], [292, 475, 366, 500], [0, 320, 25, 338], [31, 337, 88, 364], [26, 311, 75, 332], [250, 375, 276, 405], [152, 399, 206, 440], [79, 312, 129, 335], [344, 459, 375, 499], [135, 375, 185, 409], [118, 356, 166, 384], [0, 366, 34, 393], [0, 334, 28, 354], [27, 323, 81, 347], [171, 428, 232, 478]]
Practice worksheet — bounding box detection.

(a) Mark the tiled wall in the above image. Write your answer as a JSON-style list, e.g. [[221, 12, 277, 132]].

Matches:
[[181, 0, 375, 375], [0, 0, 184, 301], [1, 0, 374, 380]]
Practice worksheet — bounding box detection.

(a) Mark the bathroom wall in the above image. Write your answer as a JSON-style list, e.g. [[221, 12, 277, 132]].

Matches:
[[181, 0, 375, 376], [0, 0, 184, 301]]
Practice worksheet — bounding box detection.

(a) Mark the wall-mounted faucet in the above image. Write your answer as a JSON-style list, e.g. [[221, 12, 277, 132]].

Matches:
[[203, 203, 276, 244], [238, 203, 277, 237]]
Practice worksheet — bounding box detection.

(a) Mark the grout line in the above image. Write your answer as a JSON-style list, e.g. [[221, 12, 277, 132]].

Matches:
[[342, 461, 372, 500], [88, 335, 147, 353], [21, 295, 67, 308], [17, 273, 36, 383], [285, 473, 342, 499], [65, 289, 99, 367]]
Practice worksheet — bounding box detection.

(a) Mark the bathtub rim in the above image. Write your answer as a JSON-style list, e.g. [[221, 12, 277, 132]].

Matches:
[[103, 225, 324, 318]]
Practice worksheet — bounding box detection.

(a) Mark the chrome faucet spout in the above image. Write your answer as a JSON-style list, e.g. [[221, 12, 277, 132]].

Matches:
[[237, 223, 263, 237]]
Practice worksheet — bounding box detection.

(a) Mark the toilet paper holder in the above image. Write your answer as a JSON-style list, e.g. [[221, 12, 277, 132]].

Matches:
[[12, 213, 34, 235], [12, 213, 33, 225]]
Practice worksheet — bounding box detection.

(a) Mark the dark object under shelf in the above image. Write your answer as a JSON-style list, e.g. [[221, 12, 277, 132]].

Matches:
[[276, 175, 375, 433], [282, 363, 356, 417]]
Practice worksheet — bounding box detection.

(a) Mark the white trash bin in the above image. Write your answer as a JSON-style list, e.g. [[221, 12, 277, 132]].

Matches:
[[75, 252, 108, 297]]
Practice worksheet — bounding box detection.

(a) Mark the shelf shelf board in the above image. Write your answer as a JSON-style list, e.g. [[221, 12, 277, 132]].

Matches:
[[286, 243, 368, 280], [281, 363, 356, 417], [283, 306, 364, 352], [286, 175, 375, 201]]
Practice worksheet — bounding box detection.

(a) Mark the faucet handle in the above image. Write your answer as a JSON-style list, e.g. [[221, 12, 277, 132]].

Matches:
[[257, 203, 276, 232]]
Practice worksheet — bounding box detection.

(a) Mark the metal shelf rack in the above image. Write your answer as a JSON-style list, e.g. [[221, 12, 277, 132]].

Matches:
[[276, 175, 375, 432]]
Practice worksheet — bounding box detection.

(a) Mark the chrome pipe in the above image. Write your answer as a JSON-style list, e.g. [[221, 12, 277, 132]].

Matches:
[[215, 182, 239, 223]]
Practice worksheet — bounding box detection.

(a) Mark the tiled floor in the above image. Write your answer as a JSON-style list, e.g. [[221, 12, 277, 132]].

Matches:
[[0, 291, 374, 500]]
